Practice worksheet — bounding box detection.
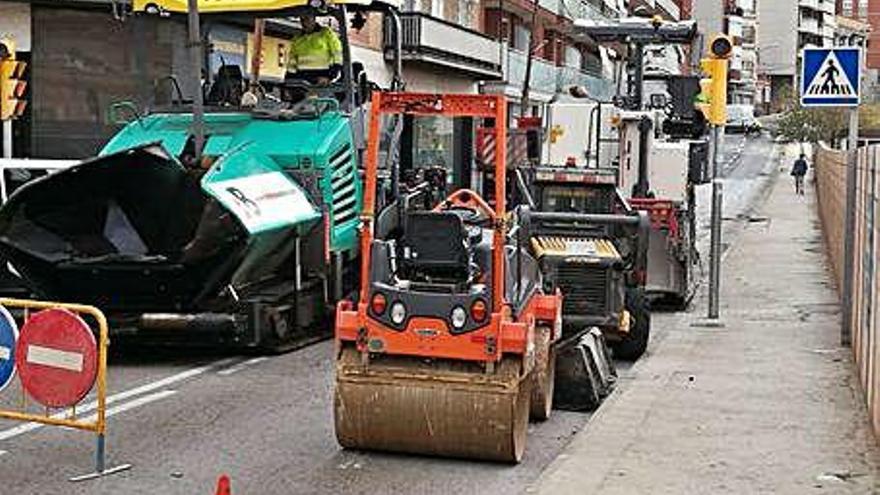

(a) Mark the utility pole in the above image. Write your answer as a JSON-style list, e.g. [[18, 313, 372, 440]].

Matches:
[[250, 19, 265, 91], [187, 0, 205, 163], [519, 0, 540, 113]]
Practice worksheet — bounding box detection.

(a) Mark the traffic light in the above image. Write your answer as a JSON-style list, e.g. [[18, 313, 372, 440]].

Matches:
[[0, 39, 27, 121], [696, 34, 732, 126]]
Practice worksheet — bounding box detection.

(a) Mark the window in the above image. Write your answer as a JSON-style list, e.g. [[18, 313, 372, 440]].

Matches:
[[431, 0, 444, 18], [457, 0, 474, 27], [513, 24, 530, 51], [565, 46, 582, 69]]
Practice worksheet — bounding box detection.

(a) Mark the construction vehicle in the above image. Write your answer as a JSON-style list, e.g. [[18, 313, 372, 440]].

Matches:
[[0, 0, 405, 350], [574, 17, 710, 308], [334, 92, 563, 462], [520, 165, 651, 362]]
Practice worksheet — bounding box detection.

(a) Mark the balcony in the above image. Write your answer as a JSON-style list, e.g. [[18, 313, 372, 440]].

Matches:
[[532, 0, 620, 22], [799, 0, 819, 11], [655, 0, 680, 20], [557, 66, 615, 100], [504, 48, 559, 95], [486, 47, 614, 102], [383, 13, 502, 79], [798, 17, 821, 36]]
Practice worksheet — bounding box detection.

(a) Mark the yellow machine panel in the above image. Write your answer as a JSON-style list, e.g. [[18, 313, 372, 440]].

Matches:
[[531, 237, 622, 261]]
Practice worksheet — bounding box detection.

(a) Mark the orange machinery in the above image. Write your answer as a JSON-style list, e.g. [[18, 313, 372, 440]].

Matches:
[[333, 92, 562, 462]]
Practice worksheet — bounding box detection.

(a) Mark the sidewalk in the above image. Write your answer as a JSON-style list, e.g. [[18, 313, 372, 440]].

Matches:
[[532, 172, 880, 494]]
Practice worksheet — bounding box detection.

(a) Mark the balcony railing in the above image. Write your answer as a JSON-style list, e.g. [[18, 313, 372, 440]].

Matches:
[[505, 48, 559, 94], [500, 48, 614, 101], [535, 0, 620, 22], [383, 13, 502, 79], [655, 0, 680, 20]]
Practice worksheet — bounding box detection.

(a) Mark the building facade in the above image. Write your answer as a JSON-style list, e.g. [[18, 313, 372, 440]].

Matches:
[[757, 0, 837, 111], [0, 0, 624, 158], [689, 0, 758, 105], [479, 0, 620, 120]]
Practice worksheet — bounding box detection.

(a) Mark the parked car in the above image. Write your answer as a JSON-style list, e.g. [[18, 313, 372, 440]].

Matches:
[[726, 104, 762, 135]]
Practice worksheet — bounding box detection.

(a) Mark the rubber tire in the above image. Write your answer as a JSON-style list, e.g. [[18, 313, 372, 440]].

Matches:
[[612, 288, 651, 361], [528, 326, 556, 421]]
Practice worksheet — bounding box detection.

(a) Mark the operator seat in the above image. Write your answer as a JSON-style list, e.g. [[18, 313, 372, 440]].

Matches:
[[399, 211, 471, 282], [207, 65, 244, 107]]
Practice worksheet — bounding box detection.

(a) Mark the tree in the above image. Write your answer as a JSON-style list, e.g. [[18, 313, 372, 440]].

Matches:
[[776, 105, 848, 146]]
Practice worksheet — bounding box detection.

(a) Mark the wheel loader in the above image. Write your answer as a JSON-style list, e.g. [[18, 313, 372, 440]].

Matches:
[[0, 0, 405, 350], [334, 92, 563, 463]]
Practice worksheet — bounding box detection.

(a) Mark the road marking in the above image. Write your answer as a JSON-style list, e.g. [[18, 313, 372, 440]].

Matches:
[[26, 345, 83, 372], [0, 346, 9, 361], [77, 390, 177, 425], [217, 357, 268, 376], [0, 359, 235, 442], [0, 390, 177, 441]]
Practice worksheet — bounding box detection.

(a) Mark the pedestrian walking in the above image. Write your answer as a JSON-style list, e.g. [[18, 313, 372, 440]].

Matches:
[[791, 153, 808, 195]]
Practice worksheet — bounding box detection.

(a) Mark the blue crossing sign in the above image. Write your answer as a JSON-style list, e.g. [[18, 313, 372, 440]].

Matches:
[[0, 305, 18, 393], [801, 48, 861, 107]]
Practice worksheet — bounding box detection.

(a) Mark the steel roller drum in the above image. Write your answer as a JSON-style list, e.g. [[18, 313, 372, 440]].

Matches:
[[334, 348, 531, 463]]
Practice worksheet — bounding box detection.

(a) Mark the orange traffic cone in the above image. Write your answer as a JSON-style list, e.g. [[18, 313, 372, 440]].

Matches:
[[215, 474, 231, 495]]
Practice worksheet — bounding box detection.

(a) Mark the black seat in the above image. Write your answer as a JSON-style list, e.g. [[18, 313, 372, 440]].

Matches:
[[399, 212, 470, 281], [207, 65, 244, 106]]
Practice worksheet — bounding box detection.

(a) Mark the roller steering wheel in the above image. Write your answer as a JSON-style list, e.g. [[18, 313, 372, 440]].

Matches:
[[433, 189, 496, 225]]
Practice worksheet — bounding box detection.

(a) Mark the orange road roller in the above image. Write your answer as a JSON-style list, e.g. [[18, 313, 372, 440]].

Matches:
[[333, 92, 562, 462]]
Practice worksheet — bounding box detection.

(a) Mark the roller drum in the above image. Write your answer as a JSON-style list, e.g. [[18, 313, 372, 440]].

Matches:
[[334, 348, 530, 463]]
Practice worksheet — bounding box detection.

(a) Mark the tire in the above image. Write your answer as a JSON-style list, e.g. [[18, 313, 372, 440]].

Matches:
[[528, 325, 555, 421], [612, 288, 651, 361]]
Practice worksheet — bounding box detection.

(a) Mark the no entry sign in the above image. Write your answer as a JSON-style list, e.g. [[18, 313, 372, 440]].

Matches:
[[0, 305, 18, 393], [15, 308, 97, 408]]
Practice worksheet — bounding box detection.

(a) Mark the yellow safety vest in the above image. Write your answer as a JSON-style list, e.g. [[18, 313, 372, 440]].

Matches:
[[287, 27, 343, 72]]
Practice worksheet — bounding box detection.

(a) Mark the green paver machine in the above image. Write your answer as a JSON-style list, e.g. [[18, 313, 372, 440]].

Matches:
[[0, 0, 405, 350]]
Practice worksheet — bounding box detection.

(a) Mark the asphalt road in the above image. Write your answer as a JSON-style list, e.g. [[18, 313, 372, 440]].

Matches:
[[0, 133, 780, 495]]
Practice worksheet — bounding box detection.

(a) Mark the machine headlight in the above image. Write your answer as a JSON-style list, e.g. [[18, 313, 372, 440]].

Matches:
[[390, 301, 407, 325], [451, 306, 467, 329]]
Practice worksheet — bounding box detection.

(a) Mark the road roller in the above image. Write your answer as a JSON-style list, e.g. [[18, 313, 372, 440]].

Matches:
[[333, 92, 562, 463]]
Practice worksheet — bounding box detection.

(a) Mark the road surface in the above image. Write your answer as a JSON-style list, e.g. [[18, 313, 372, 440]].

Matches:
[[0, 133, 779, 495]]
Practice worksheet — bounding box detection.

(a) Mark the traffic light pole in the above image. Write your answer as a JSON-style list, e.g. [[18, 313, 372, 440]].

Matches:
[[708, 124, 723, 320]]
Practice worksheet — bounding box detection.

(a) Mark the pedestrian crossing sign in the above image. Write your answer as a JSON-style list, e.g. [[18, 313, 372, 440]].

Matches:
[[801, 48, 861, 107]]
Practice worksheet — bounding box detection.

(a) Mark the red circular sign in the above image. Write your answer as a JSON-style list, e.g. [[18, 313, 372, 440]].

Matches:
[[15, 308, 97, 408]]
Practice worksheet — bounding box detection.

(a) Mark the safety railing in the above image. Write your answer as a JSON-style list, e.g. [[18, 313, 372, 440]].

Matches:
[[0, 298, 129, 481]]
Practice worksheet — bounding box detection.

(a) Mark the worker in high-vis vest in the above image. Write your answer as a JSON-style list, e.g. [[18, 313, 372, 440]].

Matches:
[[286, 14, 343, 85]]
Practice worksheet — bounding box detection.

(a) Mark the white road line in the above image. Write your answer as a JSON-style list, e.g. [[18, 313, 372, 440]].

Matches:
[[217, 357, 269, 376], [77, 390, 177, 425], [26, 345, 83, 372], [0, 390, 177, 441], [0, 359, 234, 442]]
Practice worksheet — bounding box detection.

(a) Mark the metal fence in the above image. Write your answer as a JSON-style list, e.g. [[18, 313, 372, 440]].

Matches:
[[814, 145, 880, 437]]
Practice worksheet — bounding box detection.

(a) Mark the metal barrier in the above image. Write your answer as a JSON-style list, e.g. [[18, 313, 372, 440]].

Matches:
[[0, 297, 130, 481]]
